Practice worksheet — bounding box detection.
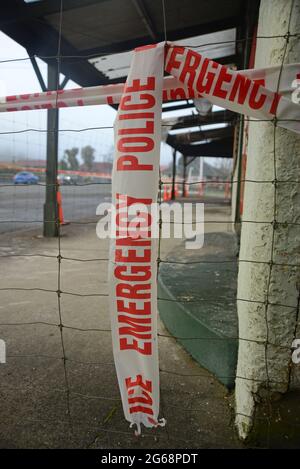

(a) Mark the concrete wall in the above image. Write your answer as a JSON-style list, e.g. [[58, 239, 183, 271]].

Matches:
[[235, 0, 300, 440]]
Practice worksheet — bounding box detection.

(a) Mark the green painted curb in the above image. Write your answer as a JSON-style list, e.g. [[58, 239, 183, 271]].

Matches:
[[158, 276, 237, 388]]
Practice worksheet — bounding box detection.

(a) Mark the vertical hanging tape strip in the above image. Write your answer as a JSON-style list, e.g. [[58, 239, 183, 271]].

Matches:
[[108, 42, 166, 433]]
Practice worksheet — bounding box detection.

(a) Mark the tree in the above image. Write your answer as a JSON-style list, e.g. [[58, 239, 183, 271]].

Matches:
[[59, 155, 68, 170], [64, 147, 79, 170], [81, 145, 95, 171]]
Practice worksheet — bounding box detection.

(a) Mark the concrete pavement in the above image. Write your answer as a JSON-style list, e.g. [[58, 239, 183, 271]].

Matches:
[[0, 204, 243, 448]]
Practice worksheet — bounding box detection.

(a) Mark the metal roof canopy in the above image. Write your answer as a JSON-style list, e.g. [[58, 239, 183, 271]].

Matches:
[[164, 108, 236, 158], [1, 0, 259, 158], [1, 0, 246, 87]]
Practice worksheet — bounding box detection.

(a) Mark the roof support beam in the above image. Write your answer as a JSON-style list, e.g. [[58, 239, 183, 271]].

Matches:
[[1, 19, 110, 88], [29, 49, 69, 92], [168, 126, 234, 146], [186, 156, 197, 167], [168, 137, 234, 158], [29, 55, 47, 92], [131, 0, 158, 41], [162, 102, 195, 113], [60, 75, 69, 90], [169, 111, 236, 130]]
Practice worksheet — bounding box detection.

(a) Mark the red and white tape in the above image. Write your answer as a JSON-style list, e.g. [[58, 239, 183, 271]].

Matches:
[[0, 50, 299, 133], [3, 43, 299, 434]]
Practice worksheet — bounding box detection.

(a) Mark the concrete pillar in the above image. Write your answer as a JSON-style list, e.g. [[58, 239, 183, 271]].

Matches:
[[235, 0, 300, 440]]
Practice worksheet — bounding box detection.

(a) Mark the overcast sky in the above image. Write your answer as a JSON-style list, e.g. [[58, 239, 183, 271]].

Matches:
[[0, 31, 175, 166]]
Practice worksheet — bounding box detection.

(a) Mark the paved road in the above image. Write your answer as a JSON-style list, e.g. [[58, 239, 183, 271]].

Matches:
[[0, 182, 228, 235], [0, 183, 111, 234]]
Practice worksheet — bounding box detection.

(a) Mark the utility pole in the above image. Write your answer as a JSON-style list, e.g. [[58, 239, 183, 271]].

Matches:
[[43, 63, 59, 237]]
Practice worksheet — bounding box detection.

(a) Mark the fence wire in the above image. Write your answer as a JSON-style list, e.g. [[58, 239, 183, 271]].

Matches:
[[0, 0, 299, 449]]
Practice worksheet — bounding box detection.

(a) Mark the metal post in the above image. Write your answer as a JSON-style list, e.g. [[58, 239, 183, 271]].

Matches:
[[43, 62, 58, 237], [234, 116, 244, 231], [171, 149, 177, 200], [234, 0, 258, 230], [182, 155, 186, 197]]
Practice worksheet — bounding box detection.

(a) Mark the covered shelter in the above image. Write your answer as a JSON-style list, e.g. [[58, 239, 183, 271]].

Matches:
[[1, 0, 260, 233]]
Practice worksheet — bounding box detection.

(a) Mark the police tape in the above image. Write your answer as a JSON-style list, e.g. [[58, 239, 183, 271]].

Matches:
[[109, 42, 166, 435], [2, 41, 300, 435], [0, 49, 299, 133], [165, 44, 300, 133], [109, 41, 300, 434]]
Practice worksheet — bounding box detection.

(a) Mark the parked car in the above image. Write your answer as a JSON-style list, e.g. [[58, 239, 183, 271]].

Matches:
[[57, 174, 78, 185], [13, 171, 39, 184]]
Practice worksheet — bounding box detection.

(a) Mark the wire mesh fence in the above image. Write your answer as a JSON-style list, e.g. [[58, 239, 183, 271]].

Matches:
[[0, 0, 299, 449]]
